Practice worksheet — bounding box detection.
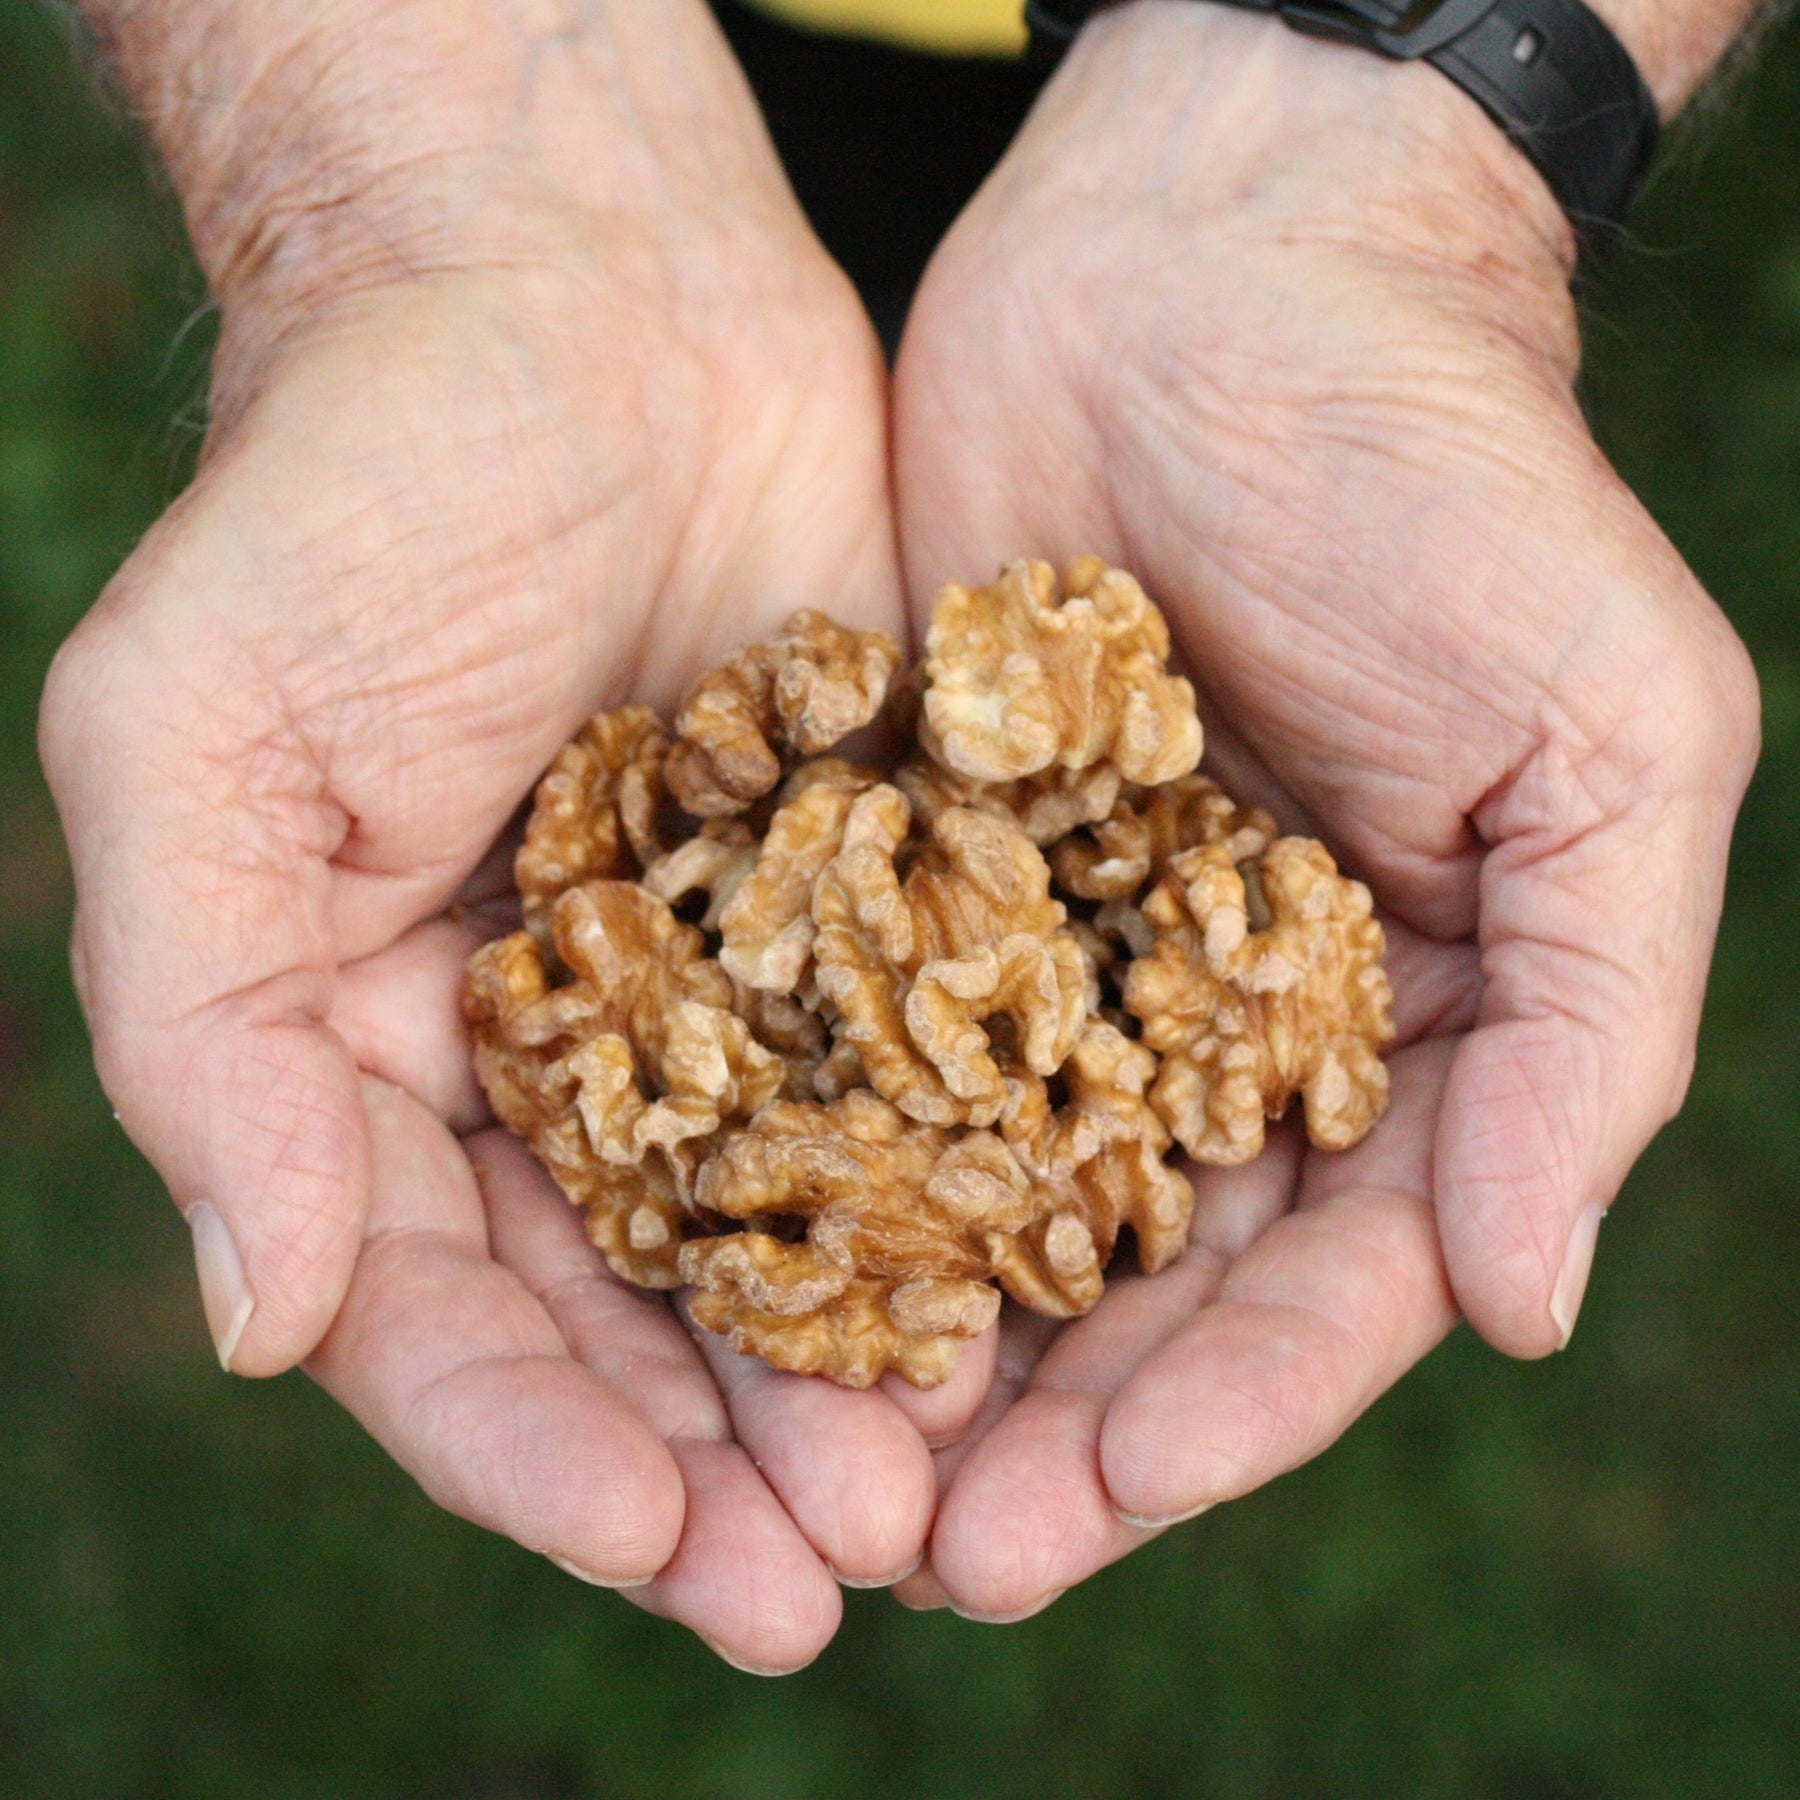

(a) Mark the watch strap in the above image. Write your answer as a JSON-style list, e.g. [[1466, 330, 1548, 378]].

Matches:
[[1025, 0, 1660, 272]]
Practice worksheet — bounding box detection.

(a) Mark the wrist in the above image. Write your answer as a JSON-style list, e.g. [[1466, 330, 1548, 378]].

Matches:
[[1042, 4, 1581, 300], [80, 0, 802, 325], [1039, 0, 1763, 309]]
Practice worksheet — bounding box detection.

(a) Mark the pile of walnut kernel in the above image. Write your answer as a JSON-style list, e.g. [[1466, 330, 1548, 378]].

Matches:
[[463, 559, 1394, 1389]]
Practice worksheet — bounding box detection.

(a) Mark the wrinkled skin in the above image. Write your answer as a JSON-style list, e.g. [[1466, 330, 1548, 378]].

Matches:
[[38, 0, 993, 1676], [885, 9, 1759, 1619], [39, 0, 1760, 1660]]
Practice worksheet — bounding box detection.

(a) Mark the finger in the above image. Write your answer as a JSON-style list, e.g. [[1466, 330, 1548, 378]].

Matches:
[[476, 1132, 841, 1671], [893, 1309, 1061, 1614], [630, 1438, 844, 1674], [454, 808, 528, 912], [332, 917, 491, 1132], [306, 1080, 685, 1585], [931, 1277, 1210, 1622], [1186, 1115, 1308, 1262], [472, 1130, 730, 1444], [928, 1132, 1300, 1619], [1381, 921, 1481, 1048], [879, 1322, 999, 1449], [1441, 631, 1758, 1356], [40, 611, 368, 1377], [1098, 1039, 1458, 1526], [687, 1320, 938, 1589], [889, 1565, 953, 1612]]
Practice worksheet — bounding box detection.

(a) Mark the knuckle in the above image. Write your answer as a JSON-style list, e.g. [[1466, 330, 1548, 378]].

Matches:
[[1626, 614, 1760, 799], [1650, 584, 1762, 781], [37, 615, 115, 782], [1707, 627, 1763, 785], [37, 559, 171, 781]]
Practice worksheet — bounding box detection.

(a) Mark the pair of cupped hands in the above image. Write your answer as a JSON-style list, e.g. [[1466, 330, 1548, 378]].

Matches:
[[40, 0, 1757, 1671]]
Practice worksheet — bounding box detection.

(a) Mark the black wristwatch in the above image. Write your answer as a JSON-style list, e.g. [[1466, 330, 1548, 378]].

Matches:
[[1025, 0, 1659, 274]]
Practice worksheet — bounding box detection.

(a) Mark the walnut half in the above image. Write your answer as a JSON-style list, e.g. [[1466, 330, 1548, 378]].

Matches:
[[1124, 839, 1394, 1164], [514, 706, 667, 934], [922, 558, 1203, 788], [664, 611, 900, 817], [811, 794, 1089, 1129]]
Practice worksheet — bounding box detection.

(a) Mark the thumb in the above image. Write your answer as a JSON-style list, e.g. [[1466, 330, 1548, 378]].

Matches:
[[41, 587, 370, 1378], [1437, 618, 1758, 1357]]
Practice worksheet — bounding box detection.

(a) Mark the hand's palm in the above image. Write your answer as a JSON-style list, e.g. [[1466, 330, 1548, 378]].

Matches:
[[890, 98, 1756, 1615], [46, 235, 969, 1668]]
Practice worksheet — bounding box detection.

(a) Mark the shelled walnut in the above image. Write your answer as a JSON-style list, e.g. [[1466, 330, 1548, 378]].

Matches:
[[811, 792, 1090, 1129], [922, 558, 1203, 786], [515, 706, 668, 934], [663, 611, 899, 817], [1124, 839, 1394, 1164], [465, 561, 1394, 1387]]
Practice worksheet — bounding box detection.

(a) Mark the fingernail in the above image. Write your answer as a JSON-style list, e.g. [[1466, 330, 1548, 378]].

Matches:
[[1113, 1499, 1214, 1531], [889, 1568, 950, 1612], [1550, 1205, 1606, 1349], [185, 1202, 255, 1373], [831, 1555, 923, 1591], [947, 1588, 1065, 1625], [547, 1554, 654, 1591], [890, 1589, 950, 1613], [698, 1635, 803, 1677]]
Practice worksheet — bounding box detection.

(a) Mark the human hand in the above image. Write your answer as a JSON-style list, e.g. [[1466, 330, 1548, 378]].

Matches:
[[889, 2, 1760, 1618], [41, 0, 976, 1671]]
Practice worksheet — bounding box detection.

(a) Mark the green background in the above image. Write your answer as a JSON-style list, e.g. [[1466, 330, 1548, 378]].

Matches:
[[2, 5, 1796, 1795]]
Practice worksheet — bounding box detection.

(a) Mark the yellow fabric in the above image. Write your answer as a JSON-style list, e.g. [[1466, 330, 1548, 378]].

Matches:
[[742, 0, 1029, 56]]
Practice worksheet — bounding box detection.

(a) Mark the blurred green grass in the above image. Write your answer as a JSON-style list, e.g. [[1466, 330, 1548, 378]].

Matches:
[[2, 5, 1797, 1796]]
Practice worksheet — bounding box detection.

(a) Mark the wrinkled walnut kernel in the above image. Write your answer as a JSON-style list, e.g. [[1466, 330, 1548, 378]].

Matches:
[[466, 566, 1393, 1387], [991, 1023, 1194, 1313], [719, 760, 877, 991], [463, 883, 784, 1286], [664, 612, 900, 816], [687, 1276, 989, 1389], [812, 794, 1088, 1128], [1125, 839, 1394, 1164], [922, 559, 1203, 787], [895, 752, 1122, 848], [1053, 775, 1275, 902], [640, 820, 759, 931], [515, 707, 668, 932], [686, 1094, 1023, 1386]]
